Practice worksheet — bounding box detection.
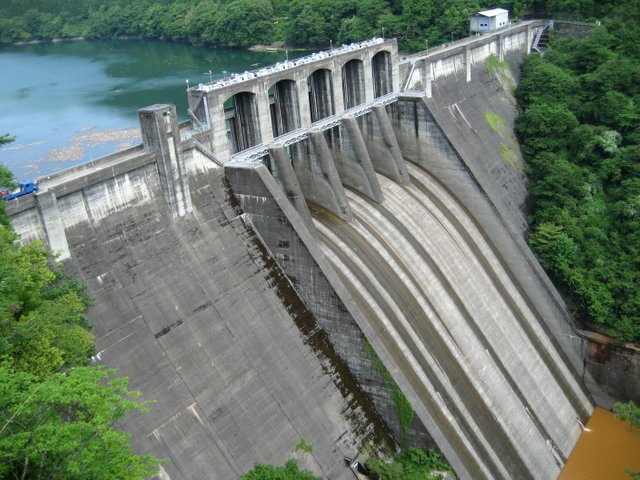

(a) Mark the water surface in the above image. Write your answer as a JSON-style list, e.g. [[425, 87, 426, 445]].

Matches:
[[559, 407, 640, 479], [0, 40, 298, 179]]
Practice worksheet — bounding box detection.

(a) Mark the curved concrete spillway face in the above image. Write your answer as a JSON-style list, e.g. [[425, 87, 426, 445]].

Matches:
[[372, 50, 393, 98], [307, 68, 335, 123], [226, 91, 262, 152], [342, 59, 366, 110], [268, 79, 301, 137]]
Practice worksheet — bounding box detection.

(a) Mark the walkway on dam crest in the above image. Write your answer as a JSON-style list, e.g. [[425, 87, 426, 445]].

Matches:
[[227, 92, 399, 165]]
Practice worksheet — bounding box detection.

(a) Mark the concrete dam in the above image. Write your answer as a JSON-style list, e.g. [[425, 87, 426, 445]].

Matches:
[[10, 20, 636, 479]]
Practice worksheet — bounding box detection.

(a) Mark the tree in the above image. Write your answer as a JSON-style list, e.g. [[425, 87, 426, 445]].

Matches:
[[615, 400, 640, 432], [0, 364, 159, 480], [515, 54, 578, 110], [184, 2, 220, 44], [516, 101, 579, 156], [516, 5, 640, 341], [0, 164, 16, 192], [0, 135, 17, 228], [0, 134, 15, 145], [241, 459, 322, 480], [366, 447, 451, 480], [215, 0, 275, 47], [614, 401, 640, 480], [0, 230, 95, 378]]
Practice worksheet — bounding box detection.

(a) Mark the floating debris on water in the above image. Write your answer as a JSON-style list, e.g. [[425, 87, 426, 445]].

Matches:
[[70, 127, 140, 147]]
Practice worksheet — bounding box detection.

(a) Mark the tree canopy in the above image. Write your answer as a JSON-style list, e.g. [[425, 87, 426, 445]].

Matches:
[[0, 0, 532, 52], [0, 365, 158, 480], [515, 3, 640, 341], [614, 401, 640, 480], [366, 447, 451, 480], [0, 140, 17, 228], [241, 459, 322, 480], [0, 134, 15, 146], [0, 221, 159, 478]]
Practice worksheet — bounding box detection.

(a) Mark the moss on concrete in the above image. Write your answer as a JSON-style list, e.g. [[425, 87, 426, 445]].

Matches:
[[294, 437, 313, 454], [485, 111, 521, 169], [501, 143, 518, 168], [363, 338, 415, 442], [486, 53, 516, 93], [485, 111, 507, 136]]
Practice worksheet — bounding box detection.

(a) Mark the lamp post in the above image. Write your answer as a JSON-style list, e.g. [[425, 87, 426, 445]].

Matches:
[[425, 39, 429, 54], [185, 79, 189, 91], [382, 27, 385, 40]]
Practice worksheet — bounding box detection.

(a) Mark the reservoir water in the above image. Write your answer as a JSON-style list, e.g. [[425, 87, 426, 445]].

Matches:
[[0, 40, 300, 180]]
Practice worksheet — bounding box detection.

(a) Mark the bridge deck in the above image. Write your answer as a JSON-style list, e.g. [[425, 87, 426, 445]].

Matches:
[[227, 93, 398, 166]]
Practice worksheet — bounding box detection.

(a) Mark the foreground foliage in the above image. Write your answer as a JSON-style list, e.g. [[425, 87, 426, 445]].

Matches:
[[615, 401, 640, 435], [515, 3, 640, 341], [0, 141, 16, 228], [241, 459, 322, 480], [614, 401, 640, 480], [0, 0, 532, 52], [0, 229, 94, 378], [366, 447, 451, 480], [0, 223, 159, 478], [0, 365, 158, 480]]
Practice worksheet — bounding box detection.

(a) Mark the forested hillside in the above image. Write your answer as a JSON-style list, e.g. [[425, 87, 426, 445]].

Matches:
[[0, 0, 532, 51], [515, 1, 640, 341]]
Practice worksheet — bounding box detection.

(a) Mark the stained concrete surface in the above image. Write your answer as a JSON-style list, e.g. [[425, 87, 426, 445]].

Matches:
[[63, 166, 381, 479]]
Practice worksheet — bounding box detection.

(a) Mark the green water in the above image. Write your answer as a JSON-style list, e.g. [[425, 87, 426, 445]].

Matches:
[[0, 39, 301, 179]]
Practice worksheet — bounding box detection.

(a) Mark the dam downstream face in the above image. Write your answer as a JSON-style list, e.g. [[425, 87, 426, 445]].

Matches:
[[309, 160, 587, 479]]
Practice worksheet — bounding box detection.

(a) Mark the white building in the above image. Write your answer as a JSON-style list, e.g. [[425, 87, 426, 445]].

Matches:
[[469, 8, 509, 33]]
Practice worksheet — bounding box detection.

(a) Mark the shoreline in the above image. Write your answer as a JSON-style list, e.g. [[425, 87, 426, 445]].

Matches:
[[5, 36, 312, 53]]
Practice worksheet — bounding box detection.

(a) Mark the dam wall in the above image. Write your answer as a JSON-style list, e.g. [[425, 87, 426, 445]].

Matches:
[[226, 97, 594, 478], [392, 42, 625, 406], [218, 23, 596, 478], [6, 23, 639, 480], [7, 107, 390, 480], [225, 155, 434, 449]]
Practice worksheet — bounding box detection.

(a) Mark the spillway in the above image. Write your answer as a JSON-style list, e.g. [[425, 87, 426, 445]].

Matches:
[[311, 161, 592, 479]]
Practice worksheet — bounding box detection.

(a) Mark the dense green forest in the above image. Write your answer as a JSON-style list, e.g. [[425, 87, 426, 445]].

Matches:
[[1, 0, 534, 52], [515, 1, 640, 341]]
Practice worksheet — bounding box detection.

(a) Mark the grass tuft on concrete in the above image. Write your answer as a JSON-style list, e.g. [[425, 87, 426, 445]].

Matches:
[[294, 437, 313, 454], [364, 339, 415, 443]]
